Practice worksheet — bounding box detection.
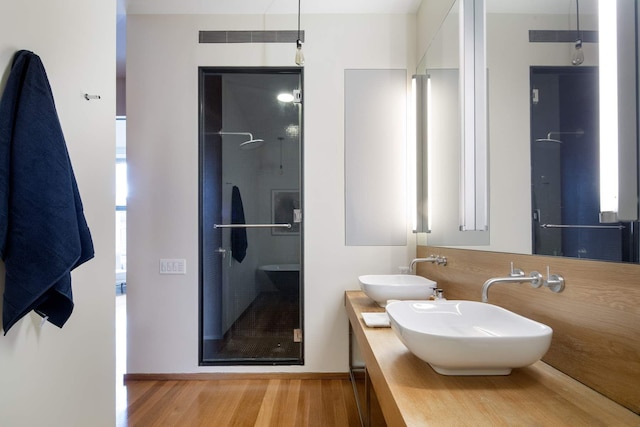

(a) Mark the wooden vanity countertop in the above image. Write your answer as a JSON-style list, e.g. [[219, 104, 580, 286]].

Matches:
[[345, 291, 640, 426]]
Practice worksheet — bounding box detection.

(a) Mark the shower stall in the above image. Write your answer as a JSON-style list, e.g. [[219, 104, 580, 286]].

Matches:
[[199, 68, 303, 365]]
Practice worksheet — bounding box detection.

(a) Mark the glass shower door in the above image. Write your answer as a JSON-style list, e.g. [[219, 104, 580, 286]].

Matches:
[[199, 68, 303, 365]]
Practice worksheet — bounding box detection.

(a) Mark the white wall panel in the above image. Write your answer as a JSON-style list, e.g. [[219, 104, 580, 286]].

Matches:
[[345, 69, 407, 246]]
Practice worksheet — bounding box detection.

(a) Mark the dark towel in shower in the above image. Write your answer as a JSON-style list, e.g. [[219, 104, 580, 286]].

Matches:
[[0, 50, 94, 334], [231, 186, 247, 263]]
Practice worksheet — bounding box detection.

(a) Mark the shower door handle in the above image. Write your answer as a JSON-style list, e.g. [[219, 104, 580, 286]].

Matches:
[[216, 247, 227, 258]]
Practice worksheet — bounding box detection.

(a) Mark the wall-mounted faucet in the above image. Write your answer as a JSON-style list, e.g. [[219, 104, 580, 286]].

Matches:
[[481, 263, 564, 302], [410, 255, 447, 272], [481, 269, 542, 303]]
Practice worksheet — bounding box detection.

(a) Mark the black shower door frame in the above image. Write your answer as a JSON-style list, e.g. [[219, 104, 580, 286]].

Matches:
[[198, 67, 304, 366]]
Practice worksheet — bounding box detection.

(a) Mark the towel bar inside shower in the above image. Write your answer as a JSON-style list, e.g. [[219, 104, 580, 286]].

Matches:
[[540, 223, 625, 230], [214, 223, 292, 229]]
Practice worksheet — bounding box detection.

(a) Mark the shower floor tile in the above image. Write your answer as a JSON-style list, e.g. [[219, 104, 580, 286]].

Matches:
[[203, 291, 301, 362]]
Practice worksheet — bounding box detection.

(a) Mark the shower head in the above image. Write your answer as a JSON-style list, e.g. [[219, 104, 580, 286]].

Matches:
[[216, 131, 264, 150], [238, 137, 264, 150], [535, 129, 584, 144]]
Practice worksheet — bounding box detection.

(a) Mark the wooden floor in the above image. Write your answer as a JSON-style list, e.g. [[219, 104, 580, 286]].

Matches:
[[120, 378, 361, 427]]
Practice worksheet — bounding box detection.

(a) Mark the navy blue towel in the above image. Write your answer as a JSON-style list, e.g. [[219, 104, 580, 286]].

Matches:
[[0, 50, 94, 334], [231, 186, 247, 263]]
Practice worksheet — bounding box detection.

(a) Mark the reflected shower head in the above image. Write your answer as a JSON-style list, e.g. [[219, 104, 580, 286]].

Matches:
[[535, 129, 584, 144], [216, 131, 265, 150], [535, 136, 563, 144]]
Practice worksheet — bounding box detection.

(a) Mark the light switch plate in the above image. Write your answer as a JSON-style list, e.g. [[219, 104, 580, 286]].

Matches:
[[160, 259, 186, 275]]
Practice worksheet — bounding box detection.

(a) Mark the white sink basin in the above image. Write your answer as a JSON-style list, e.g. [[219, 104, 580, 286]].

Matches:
[[385, 300, 553, 376], [358, 274, 437, 307]]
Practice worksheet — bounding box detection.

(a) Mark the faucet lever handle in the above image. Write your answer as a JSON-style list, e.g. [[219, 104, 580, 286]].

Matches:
[[509, 262, 524, 277], [545, 266, 565, 293]]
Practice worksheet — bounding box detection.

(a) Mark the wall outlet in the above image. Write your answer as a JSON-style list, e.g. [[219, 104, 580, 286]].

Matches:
[[160, 259, 186, 275]]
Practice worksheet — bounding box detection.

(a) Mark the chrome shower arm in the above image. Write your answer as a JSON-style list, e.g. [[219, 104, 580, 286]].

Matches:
[[217, 131, 255, 139], [545, 129, 584, 139]]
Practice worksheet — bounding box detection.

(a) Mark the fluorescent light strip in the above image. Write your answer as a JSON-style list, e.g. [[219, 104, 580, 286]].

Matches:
[[427, 75, 433, 231], [412, 74, 430, 233], [598, 0, 619, 219], [411, 76, 418, 232]]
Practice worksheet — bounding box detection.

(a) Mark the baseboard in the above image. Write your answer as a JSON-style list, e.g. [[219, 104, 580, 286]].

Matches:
[[124, 372, 350, 382]]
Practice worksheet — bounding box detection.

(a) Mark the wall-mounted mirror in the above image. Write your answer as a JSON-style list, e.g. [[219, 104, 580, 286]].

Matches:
[[419, 0, 640, 263]]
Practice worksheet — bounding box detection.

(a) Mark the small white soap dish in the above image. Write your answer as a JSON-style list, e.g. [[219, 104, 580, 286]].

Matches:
[[361, 312, 390, 328]]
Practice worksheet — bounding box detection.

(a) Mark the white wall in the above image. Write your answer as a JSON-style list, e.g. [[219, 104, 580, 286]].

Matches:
[[0, 2, 115, 426], [416, 0, 456, 64], [117, 77, 127, 116], [127, 13, 416, 373]]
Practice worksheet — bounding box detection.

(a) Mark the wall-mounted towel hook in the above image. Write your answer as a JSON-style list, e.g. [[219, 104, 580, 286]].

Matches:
[[84, 93, 101, 101]]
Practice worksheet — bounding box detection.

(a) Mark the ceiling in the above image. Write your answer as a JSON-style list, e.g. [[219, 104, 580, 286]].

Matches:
[[116, 1, 596, 78], [118, 0, 597, 16], [119, 0, 422, 15]]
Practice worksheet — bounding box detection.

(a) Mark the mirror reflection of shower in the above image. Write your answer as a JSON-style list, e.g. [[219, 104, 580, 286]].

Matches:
[[216, 130, 265, 150], [530, 66, 635, 262]]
